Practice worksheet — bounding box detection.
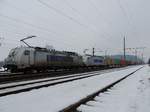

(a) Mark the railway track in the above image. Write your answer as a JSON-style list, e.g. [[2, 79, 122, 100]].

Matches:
[[0, 66, 135, 97], [0, 67, 113, 84], [59, 66, 143, 112], [0, 67, 126, 97], [0, 66, 132, 84]]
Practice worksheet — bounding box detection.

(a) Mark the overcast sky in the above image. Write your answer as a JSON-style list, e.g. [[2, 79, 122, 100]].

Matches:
[[0, 0, 150, 61]]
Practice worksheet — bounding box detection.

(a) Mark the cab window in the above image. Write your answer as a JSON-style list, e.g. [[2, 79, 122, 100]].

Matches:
[[24, 50, 30, 55]]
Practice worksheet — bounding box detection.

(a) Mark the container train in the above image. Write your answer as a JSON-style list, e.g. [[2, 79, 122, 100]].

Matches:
[[4, 46, 135, 73]]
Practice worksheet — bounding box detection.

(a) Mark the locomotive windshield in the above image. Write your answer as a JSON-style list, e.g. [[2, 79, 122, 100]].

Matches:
[[24, 50, 30, 55], [8, 48, 17, 57]]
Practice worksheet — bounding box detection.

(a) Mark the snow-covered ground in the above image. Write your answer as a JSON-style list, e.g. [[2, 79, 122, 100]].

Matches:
[[0, 66, 144, 112], [78, 65, 150, 112]]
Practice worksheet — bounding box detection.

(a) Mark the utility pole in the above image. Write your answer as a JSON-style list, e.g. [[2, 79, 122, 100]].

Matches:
[[123, 37, 126, 61], [92, 47, 95, 56]]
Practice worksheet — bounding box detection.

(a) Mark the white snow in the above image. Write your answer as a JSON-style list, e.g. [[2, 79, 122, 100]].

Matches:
[[0, 66, 144, 112], [0, 67, 126, 89], [78, 65, 150, 112]]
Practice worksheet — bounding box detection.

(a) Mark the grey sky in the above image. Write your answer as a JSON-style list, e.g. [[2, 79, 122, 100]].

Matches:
[[0, 0, 150, 61]]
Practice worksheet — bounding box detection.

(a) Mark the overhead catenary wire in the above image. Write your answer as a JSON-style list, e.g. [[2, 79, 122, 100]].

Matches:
[[115, 0, 140, 44], [0, 1, 99, 48], [2, 0, 78, 41], [1, 0, 136, 52], [2, 0, 103, 45], [1, 0, 113, 48], [116, 0, 134, 29], [62, 0, 111, 40], [86, 0, 114, 37], [3, 1, 54, 24], [37, 0, 91, 30], [117, 0, 138, 35], [0, 7, 81, 45], [0, 13, 76, 48], [87, 0, 113, 25], [0, 13, 61, 37], [1, 26, 75, 48], [37, 0, 108, 38], [87, 0, 129, 40], [62, 0, 100, 32], [0, 31, 23, 46]]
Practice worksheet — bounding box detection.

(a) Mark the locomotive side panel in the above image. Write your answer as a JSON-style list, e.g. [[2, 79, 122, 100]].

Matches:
[[34, 51, 48, 67], [47, 55, 74, 67]]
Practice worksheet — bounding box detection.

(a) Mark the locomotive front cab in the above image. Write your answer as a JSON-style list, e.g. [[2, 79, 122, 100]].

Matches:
[[4, 48, 19, 72], [4, 47, 34, 72]]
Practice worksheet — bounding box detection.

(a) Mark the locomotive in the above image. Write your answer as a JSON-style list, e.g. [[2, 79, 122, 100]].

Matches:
[[4, 46, 84, 72], [83, 54, 105, 66]]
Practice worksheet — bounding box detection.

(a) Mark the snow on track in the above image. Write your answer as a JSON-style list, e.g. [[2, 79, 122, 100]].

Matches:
[[0, 68, 128, 96], [0, 67, 123, 89], [0, 66, 142, 112], [78, 65, 150, 112]]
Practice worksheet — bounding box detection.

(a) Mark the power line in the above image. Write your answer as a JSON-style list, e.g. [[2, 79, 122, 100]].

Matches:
[[116, 0, 133, 28], [2, 0, 113, 48], [2, 1, 101, 47], [63, 0, 112, 40], [0, 13, 60, 37], [87, 0, 112, 25], [86, 0, 114, 39], [1, 26, 74, 48], [63, 0, 100, 36], [63, 0, 97, 28], [37, 0, 107, 38], [88, 0, 129, 39], [0, 25, 30, 36], [3, 1, 71, 37], [1, 23, 76, 48], [0, 0, 117, 49], [5, 1, 101, 43], [0, 13, 77, 47], [0, 8, 81, 44], [37, 0, 90, 29], [117, 0, 128, 18]]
